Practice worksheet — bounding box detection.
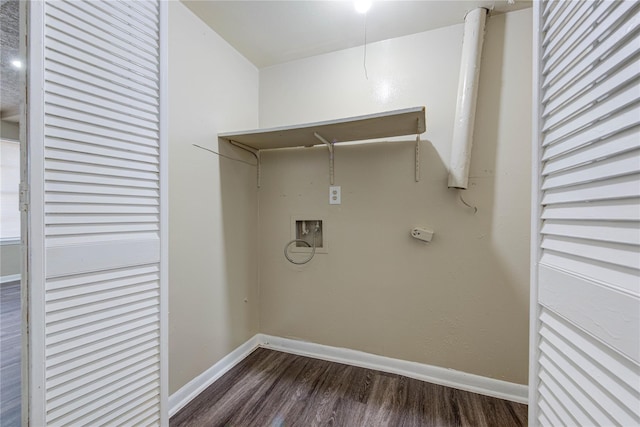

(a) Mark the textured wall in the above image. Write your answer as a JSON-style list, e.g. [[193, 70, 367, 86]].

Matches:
[[258, 9, 532, 384]]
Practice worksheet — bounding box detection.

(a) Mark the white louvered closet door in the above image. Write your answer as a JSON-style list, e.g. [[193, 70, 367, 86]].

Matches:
[[27, 0, 168, 425], [531, 1, 640, 426]]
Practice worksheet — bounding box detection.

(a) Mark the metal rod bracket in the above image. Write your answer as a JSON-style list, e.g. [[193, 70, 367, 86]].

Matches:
[[314, 132, 335, 185], [416, 136, 421, 182], [415, 119, 421, 182], [229, 140, 261, 188]]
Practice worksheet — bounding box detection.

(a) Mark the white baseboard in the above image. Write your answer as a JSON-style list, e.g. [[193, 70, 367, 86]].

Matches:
[[260, 334, 528, 404], [0, 274, 20, 284], [168, 335, 261, 417], [169, 333, 528, 417]]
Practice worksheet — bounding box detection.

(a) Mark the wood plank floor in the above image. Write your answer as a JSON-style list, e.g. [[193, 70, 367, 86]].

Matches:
[[171, 347, 527, 427], [0, 281, 21, 427]]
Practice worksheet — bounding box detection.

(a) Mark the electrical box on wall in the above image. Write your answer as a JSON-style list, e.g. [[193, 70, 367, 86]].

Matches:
[[411, 227, 434, 243], [290, 215, 328, 254]]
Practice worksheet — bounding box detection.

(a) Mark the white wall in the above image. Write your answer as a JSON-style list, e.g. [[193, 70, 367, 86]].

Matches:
[[168, 1, 259, 394], [0, 243, 20, 280], [258, 9, 532, 384], [1, 121, 21, 280], [0, 120, 19, 141]]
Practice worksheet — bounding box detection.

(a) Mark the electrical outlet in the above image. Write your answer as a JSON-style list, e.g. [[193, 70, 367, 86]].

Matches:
[[411, 227, 434, 242], [329, 186, 341, 205]]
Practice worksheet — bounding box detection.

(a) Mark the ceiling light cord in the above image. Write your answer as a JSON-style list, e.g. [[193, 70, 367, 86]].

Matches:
[[363, 11, 369, 80]]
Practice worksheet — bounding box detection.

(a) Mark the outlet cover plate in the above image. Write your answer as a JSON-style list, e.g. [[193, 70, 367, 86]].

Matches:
[[329, 186, 341, 205]]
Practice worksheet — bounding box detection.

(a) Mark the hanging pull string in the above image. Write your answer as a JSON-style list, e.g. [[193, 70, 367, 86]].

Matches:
[[459, 190, 478, 214], [193, 144, 257, 167], [363, 11, 369, 80]]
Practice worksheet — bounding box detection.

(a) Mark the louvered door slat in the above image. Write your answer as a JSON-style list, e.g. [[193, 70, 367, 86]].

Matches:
[[542, 88, 639, 145], [46, 160, 159, 182], [46, 351, 159, 406], [48, 317, 158, 370], [46, 172, 159, 190], [542, 12, 639, 104], [542, 1, 568, 32], [88, 0, 159, 38], [46, 83, 160, 123], [540, 308, 640, 396], [46, 148, 159, 171], [540, 354, 616, 426], [50, 15, 155, 70], [96, 390, 160, 427], [542, 1, 617, 73], [542, 1, 635, 83], [65, 0, 159, 48], [45, 4, 159, 64], [45, 19, 159, 74], [542, 107, 640, 157], [538, 399, 560, 427], [45, 64, 160, 111], [542, 1, 593, 59], [539, 370, 592, 425], [542, 127, 639, 174], [541, 149, 640, 188], [540, 236, 639, 269], [542, 59, 640, 131], [46, 116, 159, 147], [46, 136, 160, 161], [538, 330, 636, 412], [532, 1, 640, 425], [45, 129, 160, 156], [541, 219, 640, 245], [543, 44, 639, 117], [45, 105, 159, 139], [538, 384, 576, 425], [45, 93, 160, 132], [45, 40, 159, 93], [540, 197, 640, 221], [46, 213, 160, 224], [47, 362, 158, 422], [541, 173, 640, 204], [539, 340, 638, 426], [29, 0, 166, 424], [45, 306, 159, 345]]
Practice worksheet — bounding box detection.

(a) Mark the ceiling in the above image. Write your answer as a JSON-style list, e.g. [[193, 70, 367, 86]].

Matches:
[[0, 0, 21, 122], [182, 0, 532, 68], [0, 1, 532, 120]]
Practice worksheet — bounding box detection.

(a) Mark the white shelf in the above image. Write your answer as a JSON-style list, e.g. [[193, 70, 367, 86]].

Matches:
[[218, 106, 426, 150], [216, 106, 426, 188]]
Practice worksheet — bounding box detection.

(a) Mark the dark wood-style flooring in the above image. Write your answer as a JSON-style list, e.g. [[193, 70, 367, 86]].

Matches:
[[0, 280, 21, 427], [171, 347, 527, 427]]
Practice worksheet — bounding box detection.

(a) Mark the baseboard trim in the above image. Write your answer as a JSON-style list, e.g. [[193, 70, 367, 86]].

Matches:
[[0, 274, 20, 284], [169, 333, 528, 417], [168, 335, 261, 417], [259, 334, 528, 404]]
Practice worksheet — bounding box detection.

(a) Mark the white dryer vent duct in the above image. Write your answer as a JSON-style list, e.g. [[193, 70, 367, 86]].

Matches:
[[448, 7, 488, 190]]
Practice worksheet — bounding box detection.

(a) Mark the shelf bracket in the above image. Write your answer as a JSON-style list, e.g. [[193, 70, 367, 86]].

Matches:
[[229, 140, 261, 188], [415, 118, 421, 182], [415, 133, 421, 182], [314, 132, 335, 185]]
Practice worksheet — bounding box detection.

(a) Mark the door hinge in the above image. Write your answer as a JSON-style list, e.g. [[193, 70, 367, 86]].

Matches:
[[19, 182, 29, 212]]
